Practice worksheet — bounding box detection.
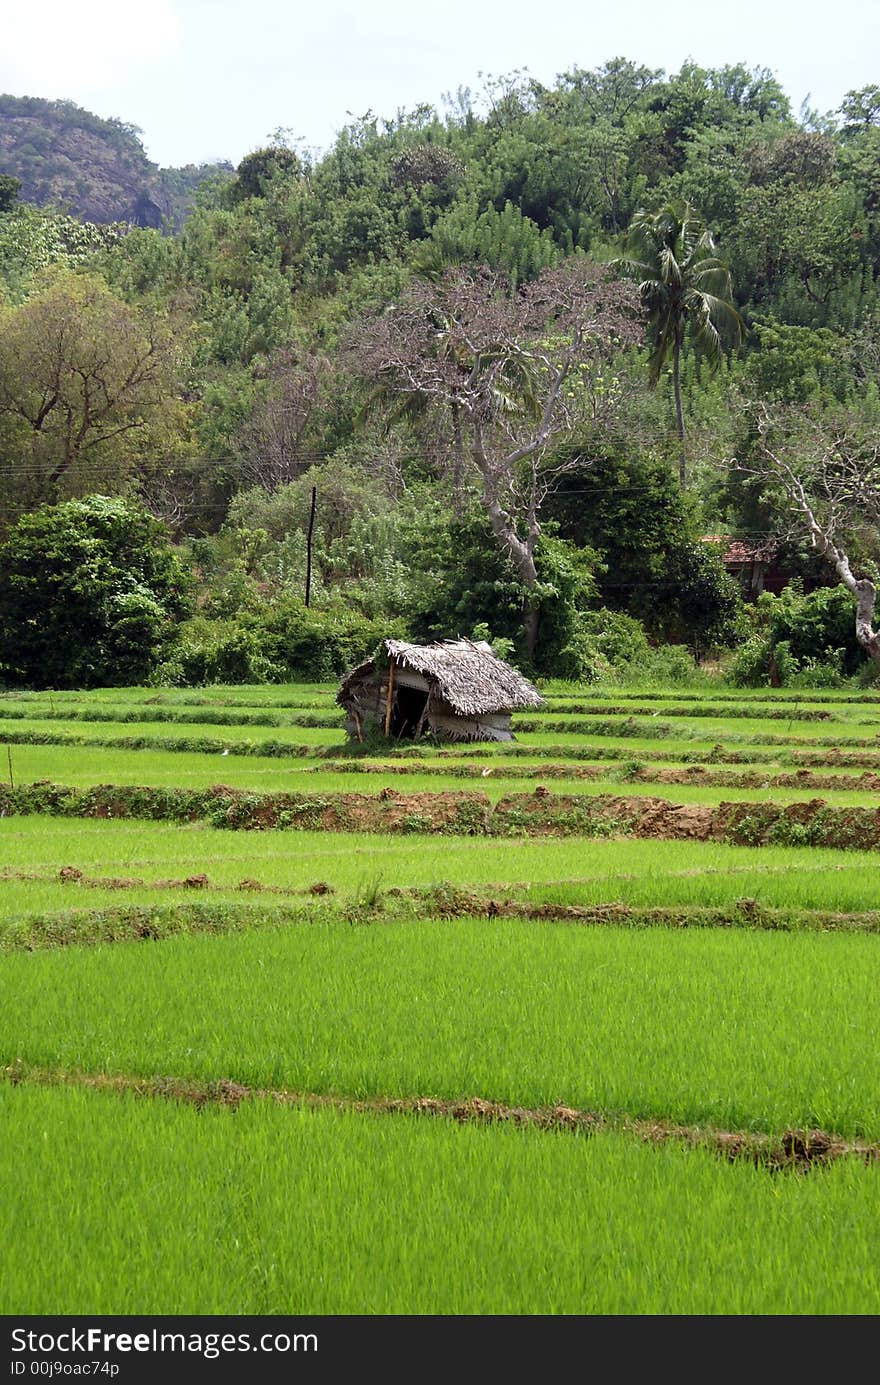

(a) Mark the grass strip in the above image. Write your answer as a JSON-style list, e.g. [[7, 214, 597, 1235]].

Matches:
[[4, 894, 880, 953], [512, 716, 880, 745], [0, 705, 342, 728], [534, 702, 839, 721], [9, 727, 880, 774]]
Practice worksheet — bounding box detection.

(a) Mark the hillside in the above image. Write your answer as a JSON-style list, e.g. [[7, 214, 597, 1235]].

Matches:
[[0, 94, 231, 227]]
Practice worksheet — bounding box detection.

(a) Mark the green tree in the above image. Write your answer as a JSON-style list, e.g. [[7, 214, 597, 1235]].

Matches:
[[231, 145, 303, 202], [0, 206, 124, 300], [0, 271, 186, 512], [545, 444, 742, 649], [0, 495, 190, 688], [0, 176, 21, 213], [616, 200, 742, 485]]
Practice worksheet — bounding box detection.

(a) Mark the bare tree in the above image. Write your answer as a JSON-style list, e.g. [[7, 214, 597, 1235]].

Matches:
[[235, 351, 331, 492], [351, 262, 640, 656], [739, 403, 880, 660]]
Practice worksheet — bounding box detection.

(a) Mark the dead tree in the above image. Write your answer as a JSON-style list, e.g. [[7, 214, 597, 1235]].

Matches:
[[741, 404, 880, 660], [235, 351, 331, 492], [350, 262, 640, 658]]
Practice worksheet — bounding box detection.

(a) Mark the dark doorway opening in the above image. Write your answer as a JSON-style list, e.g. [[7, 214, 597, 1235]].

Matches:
[[390, 684, 429, 739]]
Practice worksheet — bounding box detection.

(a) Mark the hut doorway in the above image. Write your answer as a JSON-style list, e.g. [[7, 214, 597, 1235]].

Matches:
[[390, 683, 429, 739]]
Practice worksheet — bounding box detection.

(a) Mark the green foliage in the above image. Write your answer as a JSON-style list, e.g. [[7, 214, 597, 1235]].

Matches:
[[547, 448, 743, 650], [617, 200, 743, 382], [157, 601, 404, 686], [4, 63, 880, 678], [554, 607, 650, 681], [0, 205, 124, 299], [0, 269, 188, 516], [155, 618, 283, 686], [743, 319, 853, 402], [548, 447, 692, 593], [728, 584, 862, 686], [0, 496, 190, 688], [393, 505, 603, 672], [231, 146, 303, 202], [397, 505, 528, 648], [0, 175, 21, 213], [726, 182, 865, 328], [767, 584, 862, 672], [663, 541, 746, 652], [256, 599, 404, 681], [530, 533, 602, 673], [412, 199, 560, 285]]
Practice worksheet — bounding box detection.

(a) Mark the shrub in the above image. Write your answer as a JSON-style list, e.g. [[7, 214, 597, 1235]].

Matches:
[[258, 599, 406, 681], [156, 602, 407, 686], [0, 496, 190, 689], [555, 609, 651, 682], [154, 619, 282, 686], [767, 584, 862, 675], [727, 584, 862, 687]]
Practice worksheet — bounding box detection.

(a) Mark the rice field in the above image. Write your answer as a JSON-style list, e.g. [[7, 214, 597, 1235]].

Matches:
[[2, 679, 879, 1315], [4, 1085, 878, 1316]]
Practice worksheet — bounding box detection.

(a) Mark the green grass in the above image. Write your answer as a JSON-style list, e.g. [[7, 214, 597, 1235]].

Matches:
[[6, 741, 880, 804], [0, 683, 337, 707], [3, 1084, 878, 1315], [5, 678, 880, 1317], [0, 715, 345, 746], [535, 682, 880, 703], [2, 920, 878, 1137], [7, 821, 880, 918], [516, 714, 880, 742]]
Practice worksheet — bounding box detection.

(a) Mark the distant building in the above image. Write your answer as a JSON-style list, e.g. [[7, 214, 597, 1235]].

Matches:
[[702, 535, 789, 598]]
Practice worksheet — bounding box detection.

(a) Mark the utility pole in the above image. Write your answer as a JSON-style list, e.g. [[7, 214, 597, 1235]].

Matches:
[[305, 485, 317, 608]]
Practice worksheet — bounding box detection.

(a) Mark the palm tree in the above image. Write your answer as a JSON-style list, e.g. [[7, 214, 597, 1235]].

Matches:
[[616, 201, 743, 486]]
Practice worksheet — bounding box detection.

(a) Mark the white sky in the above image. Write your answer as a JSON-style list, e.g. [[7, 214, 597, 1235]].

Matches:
[[2, 0, 878, 168]]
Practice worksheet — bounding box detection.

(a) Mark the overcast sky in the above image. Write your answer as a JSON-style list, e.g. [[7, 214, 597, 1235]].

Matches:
[[2, 0, 878, 168]]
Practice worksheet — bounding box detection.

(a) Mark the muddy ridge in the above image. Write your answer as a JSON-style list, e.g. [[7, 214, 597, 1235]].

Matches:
[[0, 780, 874, 847], [8, 880, 879, 949], [3, 1062, 875, 1173], [3, 781, 879, 850]]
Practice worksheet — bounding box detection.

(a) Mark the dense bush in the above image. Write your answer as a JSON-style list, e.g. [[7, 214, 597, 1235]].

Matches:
[[256, 599, 405, 681], [546, 449, 745, 653], [156, 602, 405, 686], [767, 583, 862, 674], [727, 584, 860, 687], [555, 608, 651, 682], [0, 496, 190, 689], [153, 618, 283, 686]]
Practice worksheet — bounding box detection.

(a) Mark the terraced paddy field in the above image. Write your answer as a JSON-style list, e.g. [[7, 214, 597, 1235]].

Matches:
[[2, 680, 880, 1315]]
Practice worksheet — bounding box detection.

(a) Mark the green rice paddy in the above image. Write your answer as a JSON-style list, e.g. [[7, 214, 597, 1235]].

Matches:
[[3, 920, 878, 1136], [3, 1084, 877, 1316], [2, 679, 879, 1316]]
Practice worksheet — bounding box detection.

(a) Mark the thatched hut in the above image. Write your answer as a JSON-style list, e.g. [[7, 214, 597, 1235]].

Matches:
[[337, 638, 544, 743]]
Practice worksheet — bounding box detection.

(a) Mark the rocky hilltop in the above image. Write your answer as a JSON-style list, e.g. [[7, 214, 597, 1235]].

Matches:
[[0, 94, 231, 226]]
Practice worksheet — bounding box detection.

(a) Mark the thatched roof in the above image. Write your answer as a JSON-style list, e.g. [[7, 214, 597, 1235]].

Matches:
[[337, 638, 544, 717]]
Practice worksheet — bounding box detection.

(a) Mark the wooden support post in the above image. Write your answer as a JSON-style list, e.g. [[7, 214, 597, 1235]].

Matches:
[[414, 698, 430, 739], [353, 710, 363, 744], [384, 659, 395, 737]]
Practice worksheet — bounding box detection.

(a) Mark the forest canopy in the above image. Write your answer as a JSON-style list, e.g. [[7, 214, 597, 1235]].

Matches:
[[1, 59, 880, 688]]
